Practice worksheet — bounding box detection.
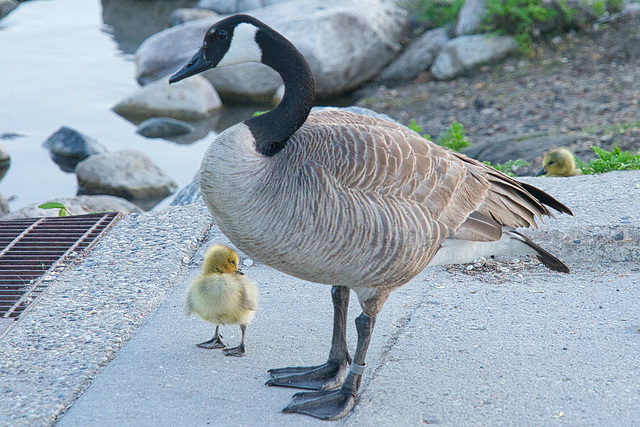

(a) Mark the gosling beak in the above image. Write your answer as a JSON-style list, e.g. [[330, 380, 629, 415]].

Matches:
[[236, 269, 245, 276], [169, 47, 213, 84], [535, 167, 548, 177]]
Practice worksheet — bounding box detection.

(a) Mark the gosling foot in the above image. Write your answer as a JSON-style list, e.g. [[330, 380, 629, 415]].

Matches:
[[282, 386, 356, 421], [222, 343, 246, 357], [266, 359, 348, 390], [196, 335, 225, 349]]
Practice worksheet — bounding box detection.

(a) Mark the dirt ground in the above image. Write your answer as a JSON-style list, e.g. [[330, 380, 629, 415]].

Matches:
[[355, 13, 640, 175]]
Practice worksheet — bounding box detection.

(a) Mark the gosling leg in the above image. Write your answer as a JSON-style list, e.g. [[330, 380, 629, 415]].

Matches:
[[223, 324, 248, 357], [282, 312, 376, 420], [267, 285, 351, 390], [196, 325, 226, 349]]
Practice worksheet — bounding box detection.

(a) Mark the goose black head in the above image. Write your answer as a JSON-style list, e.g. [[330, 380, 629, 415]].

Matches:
[[169, 14, 263, 84]]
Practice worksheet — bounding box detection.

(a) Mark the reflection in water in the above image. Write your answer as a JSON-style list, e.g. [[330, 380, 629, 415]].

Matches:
[[101, 0, 198, 54]]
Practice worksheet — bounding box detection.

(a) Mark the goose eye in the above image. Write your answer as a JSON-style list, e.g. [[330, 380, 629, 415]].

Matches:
[[547, 161, 555, 166], [217, 29, 228, 40], [230, 259, 236, 265]]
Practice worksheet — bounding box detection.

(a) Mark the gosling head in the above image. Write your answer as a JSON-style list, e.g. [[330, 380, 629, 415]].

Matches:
[[536, 147, 578, 177], [202, 244, 240, 275]]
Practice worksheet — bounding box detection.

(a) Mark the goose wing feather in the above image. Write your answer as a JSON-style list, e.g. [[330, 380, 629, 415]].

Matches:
[[302, 110, 553, 235]]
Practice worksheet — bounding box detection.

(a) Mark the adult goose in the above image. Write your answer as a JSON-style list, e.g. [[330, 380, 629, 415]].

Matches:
[[170, 14, 573, 420]]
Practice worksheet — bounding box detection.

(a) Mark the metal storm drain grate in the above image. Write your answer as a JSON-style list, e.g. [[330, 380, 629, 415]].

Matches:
[[0, 212, 121, 326]]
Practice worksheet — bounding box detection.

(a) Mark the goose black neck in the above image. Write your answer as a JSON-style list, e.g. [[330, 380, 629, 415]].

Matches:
[[246, 27, 315, 157]]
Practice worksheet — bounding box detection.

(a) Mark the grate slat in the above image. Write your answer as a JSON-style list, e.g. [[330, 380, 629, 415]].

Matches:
[[0, 212, 121, 320]]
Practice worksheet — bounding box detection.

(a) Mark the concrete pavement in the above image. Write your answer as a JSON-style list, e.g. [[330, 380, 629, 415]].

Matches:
[[2, 171, 639, 426]]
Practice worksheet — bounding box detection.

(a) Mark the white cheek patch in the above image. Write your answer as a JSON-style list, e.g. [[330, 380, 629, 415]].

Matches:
[[218, 23, 262, 67]]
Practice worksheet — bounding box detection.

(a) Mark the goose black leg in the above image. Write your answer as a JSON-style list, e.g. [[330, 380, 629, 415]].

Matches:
[[196, 325, 225, 349], [282, 312, 376, 420], [266, 285, 352, 390], [223, 324, 247, 357]]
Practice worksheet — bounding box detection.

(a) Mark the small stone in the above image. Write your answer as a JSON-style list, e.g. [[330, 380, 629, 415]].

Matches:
[[242, 258, 254, 267], [136, 117, 196, 139]]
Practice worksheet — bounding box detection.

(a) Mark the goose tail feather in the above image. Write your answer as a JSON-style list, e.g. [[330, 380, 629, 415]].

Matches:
[[510, 230, 570, 273]]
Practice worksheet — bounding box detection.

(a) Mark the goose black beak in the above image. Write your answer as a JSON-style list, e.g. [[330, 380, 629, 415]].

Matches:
[[169, 47, 213, 84], [535, 167, 548, 177]]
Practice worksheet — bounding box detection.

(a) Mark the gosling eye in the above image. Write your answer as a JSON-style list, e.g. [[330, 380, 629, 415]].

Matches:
[[230, 259, 236, 265], [217, 29, 228, 40], [547, 161, 555, 166]]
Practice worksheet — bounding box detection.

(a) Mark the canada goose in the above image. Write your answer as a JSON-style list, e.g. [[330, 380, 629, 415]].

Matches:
[[536, 147, 582, 177], [185, 244, 257, 357], [170, 14, 573, 420]]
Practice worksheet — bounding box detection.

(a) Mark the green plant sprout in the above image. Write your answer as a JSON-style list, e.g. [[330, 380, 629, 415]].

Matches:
[[408, 120, 470, 151], [38, 202, 69, 217]]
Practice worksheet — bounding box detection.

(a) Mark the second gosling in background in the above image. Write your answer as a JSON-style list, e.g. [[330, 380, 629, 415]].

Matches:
[[185, 244, 257, 357], [537, 147, 582, 177]]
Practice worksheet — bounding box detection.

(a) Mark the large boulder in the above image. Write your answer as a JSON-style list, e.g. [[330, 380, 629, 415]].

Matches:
[[196, 0, 293, 14], [75, 150, 178, 209], [113, 76, 222, 121], [135, 0, 407, 102], [378, 28, 450, 83], [0, 195, 143, 220], [431, 34, 518, 80]]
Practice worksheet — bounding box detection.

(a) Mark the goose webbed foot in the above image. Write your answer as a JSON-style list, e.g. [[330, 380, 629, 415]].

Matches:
[[266, 358, 349, 390], [196, 335, 225, 349], [222, 343, 246, 357], [281, 372, 359, 421], [196, 325, 225, 349]]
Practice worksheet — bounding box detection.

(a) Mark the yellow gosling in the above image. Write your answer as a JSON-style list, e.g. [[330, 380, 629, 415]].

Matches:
[[537, 147, 582, 177], [185, 244, 257, 357]]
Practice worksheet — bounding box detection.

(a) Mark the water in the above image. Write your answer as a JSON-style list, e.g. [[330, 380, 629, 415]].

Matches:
[[0, 0, 258, 213]]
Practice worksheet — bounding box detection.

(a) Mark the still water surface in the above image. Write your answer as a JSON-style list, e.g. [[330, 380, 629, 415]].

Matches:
[[0, 0, 257, 213]]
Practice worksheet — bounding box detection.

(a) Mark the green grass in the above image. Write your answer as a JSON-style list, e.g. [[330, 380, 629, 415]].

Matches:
[[481, 0, 559, 53], [483, 159, 530, 177], [408, 120, 471, 151], [413, 0, 466, 27], [579, 146, 640, 174]]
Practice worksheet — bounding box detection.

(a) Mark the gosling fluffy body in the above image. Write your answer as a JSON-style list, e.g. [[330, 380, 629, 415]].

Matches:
[[185, 244, 257, 356], [537, 147, 582, 177]]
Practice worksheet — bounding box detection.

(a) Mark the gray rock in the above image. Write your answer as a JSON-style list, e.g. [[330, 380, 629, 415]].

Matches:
[[455, 0, 486, 36], [0, 143, 10, 181], [0, 192, 8, 215], [170, 173, 203, 206], [378, 28, 450, 82], [431, 34, 518, 80], [136, 117, 196, 139], [113, 76, 222, 121], [196, 0, 292, 14], [75, 150, 178, 209], [135, 0, 406, 101], [0, 0, 17, 20], [43, 127, 108, 172], [168, 8, 218, 27], [0, 195, 143, 220]]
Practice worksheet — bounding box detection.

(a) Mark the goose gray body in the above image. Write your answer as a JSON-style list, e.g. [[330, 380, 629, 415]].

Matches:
[[171, 14, 573, 420], [201, 108, 565, 310]]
